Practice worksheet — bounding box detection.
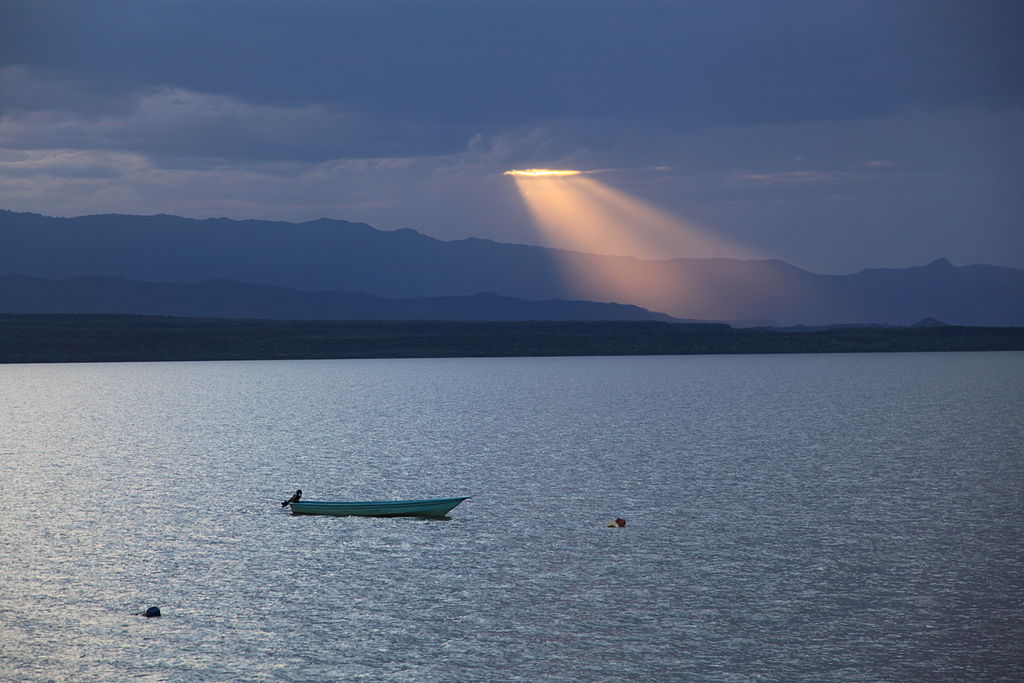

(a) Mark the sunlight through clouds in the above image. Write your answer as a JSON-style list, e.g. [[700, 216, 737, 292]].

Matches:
[[507, 171, 750, 260], [505, 170, 769, 315], [503, 169, 583, 177]]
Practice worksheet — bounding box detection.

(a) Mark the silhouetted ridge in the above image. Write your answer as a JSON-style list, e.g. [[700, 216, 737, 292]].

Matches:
[[0, 274, 682, 322], [912, 317, 949, 327], [1, 211, 1021, 326]]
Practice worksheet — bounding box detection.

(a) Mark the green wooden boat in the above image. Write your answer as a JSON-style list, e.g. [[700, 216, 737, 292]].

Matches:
[[287, 496, 470, 518]]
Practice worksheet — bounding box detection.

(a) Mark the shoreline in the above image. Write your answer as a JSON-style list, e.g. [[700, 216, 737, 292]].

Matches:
[[2, 314, 1023, 364]]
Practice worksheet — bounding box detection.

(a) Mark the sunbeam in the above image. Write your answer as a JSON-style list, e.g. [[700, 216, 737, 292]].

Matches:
[[506, 170, 770, 317], [507, 171, 750, 261]]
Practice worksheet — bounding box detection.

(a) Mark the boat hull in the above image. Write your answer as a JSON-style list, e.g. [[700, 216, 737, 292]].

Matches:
[[288, 497, 469, 518]]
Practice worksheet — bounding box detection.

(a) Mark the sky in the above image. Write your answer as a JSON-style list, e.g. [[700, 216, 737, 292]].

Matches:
[[1, 0, 1021, 274]]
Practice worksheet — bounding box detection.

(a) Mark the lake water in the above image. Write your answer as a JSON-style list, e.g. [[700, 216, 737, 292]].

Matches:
[[1, 352, 1021, 682]]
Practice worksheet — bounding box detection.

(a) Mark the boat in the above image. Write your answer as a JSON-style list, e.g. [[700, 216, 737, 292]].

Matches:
[[287, 496, 470, 518]]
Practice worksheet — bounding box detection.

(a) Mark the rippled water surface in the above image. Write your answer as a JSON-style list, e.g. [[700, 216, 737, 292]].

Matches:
[[1, 352, 1022, 681]]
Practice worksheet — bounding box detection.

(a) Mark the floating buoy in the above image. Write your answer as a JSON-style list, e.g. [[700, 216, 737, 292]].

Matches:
[[607, 518, 627, 528], [142, 606, 161, 618]]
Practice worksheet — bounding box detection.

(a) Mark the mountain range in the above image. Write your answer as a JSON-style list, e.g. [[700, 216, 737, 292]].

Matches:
[[2, 210, 1021, 326], [0, 274, 680, 322]]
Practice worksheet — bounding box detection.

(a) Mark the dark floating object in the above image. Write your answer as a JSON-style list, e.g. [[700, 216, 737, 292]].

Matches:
[[143, 606, 161, 618], [289, 496, 470, 518], [607, 518, 627, 528], [281, 489, 302, 507]]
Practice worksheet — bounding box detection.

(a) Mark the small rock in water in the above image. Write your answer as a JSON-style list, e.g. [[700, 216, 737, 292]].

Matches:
[[143, 606, 161, 618]]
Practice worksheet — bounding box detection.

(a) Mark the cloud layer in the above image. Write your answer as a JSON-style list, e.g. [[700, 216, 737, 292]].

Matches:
[[2, 0, 1022, 272]]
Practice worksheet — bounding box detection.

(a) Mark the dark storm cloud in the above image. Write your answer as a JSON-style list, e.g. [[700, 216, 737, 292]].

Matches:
[[3, 0, 1022, 164], [2, 0, 1022, 272]]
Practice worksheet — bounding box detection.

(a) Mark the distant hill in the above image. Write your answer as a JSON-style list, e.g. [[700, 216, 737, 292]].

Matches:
[[2, 210, 1022, 326], [0, 274, 682, 322]]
